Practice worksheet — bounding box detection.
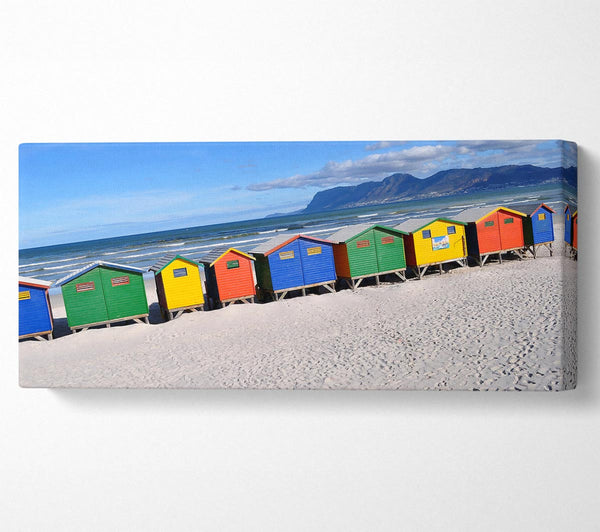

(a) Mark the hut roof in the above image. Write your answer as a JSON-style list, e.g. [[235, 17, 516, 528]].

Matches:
[[564, 204, 573, 213], [453, 206, 526, 224], [251, 234, 333, 256], [19, 276, 52, 289], [198, 247, 255, 267], [327, 223, 408, 244], [394, 217, 466, 234], [505, 202, 555, 216], [148, 254, 200, 273], [53, 261, 146, 287]]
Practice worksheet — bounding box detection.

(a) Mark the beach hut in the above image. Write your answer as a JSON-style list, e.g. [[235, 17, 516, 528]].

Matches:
[[149, 255, 205, 320], [453, 206, 528, 266], [572, 211, 578, 257], [564, 204, 574, 246], [54, 261, 149, 332], [394, 217, 468, 279], [507, 203, 556, 257], [251, 234, 336, 300], [19, 276, 53, 341], [198, 247, 256, 308], [327, 224, 408, 290]]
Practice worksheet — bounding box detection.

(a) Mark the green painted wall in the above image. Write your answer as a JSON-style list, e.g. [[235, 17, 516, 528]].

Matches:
[[254, 255, 273, 291], [346, 227, 406, 276], [99, 267, 148, 320], [62, 266, 148, 327], [61, 268, 109, 327], [347, 229, 378, 277], [374, 227, 406, 271]]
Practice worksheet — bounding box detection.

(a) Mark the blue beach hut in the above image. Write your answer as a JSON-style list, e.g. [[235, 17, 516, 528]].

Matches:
[[508, 202, 556, 257], [564, 205, 574, 246], [19, 276, 54, 341], [251, 234, 336, 300]]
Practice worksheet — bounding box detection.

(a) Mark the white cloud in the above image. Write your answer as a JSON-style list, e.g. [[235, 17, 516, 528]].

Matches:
[[247, 140, 568, 191]]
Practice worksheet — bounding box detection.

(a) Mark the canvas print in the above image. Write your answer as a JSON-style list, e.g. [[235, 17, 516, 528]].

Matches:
[[18, 140, 577, 390]]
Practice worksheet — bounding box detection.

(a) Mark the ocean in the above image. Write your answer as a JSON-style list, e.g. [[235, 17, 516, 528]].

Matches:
[[19, 183, 576, 294]]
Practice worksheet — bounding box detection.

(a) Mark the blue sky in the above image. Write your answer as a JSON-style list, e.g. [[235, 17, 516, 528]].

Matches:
[[19, 140, 576, 248]]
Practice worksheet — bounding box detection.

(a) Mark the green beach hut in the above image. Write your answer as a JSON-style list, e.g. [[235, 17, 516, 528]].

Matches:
[[327, 224, 409, 290], [54, 261, 149, 332]]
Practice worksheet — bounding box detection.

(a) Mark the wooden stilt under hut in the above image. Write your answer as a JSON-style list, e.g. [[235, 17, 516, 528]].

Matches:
[[327, 224, 408, 290], [394, 217, 468, 279], [198, 247, 256, 309], [54, 261, 149, 332], [149, 255, 205, 320], [453, 206, 528, 266], [251, 234, 336, 301], [19, 276, 54, 341]]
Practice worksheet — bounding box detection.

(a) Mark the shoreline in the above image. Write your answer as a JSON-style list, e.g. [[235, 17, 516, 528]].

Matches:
[[19, 223, 576, 390]]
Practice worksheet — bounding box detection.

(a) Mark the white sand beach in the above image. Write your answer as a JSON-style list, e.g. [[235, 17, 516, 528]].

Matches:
[[19, 223, 576, 390]]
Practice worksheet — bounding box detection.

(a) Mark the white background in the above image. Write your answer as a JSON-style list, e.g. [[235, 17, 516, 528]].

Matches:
[[2, 1, 599, 530]]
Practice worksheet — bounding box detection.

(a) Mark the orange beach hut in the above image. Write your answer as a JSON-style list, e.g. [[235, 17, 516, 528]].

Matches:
[[454, 206, 527, 266], [198, 247, 256, 308]]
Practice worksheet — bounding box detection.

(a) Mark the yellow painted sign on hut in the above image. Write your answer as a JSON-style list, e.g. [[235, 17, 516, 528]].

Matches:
[[149, 255, 205, 319]]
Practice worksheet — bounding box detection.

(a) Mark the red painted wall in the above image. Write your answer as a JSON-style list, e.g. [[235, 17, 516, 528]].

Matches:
[[475, 212, 502, 254], [214, 250, 256, 301], [497, 210, 524, 250], [476, 210, 524, 253]]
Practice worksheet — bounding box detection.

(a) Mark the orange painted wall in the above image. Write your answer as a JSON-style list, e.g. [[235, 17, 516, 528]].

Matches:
[[332, 243, 351, 277], [214, 250, 255, 301], [475, 212, 502, 254]]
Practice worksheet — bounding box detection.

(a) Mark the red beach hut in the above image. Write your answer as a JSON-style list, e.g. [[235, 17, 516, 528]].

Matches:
[[454, 206, 527, 266], [199, 247, 256, 308]]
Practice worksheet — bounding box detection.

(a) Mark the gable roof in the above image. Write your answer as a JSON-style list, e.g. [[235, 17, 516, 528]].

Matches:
[[198, 246, 255, 267], [251, 234, 333, 256], [394, 217, 466, 234], [505, 202, 555, 216], [327, 223, 408, 244], [453, 206, 527, 224], [149, 254, 200, 274], [564, 204, 572, 213], [19, 276, 52, 289], [53, 261, 146, 287]]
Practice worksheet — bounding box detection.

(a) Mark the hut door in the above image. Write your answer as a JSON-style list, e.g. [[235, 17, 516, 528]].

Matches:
[[498, 211, 524, 250], [477, 214, 502, 254], [269, 240, 304, 291], [374, 231, 405, 272]]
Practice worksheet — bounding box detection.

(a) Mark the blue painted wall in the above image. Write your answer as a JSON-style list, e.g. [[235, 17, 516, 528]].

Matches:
[[297, 237, 336, 285], [19, 284, 52, 337], [564, 207, 573, 244], [265, 237, 336, 291], [531, 206, 554, 244], [268, 239, 304, 291]]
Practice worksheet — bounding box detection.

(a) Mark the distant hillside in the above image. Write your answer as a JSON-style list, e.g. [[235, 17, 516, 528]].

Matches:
[[303, 165, 577, 213]]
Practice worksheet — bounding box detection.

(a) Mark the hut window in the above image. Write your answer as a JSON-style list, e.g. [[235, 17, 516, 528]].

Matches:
[[484, 221, 494, 227], [538, 213, 546, 221], [279, 250, 294, 260], [504, 217, 514, 224], [422, 230, 431, 239], [356, 240, 371, 248], [447, 226, 456, 235], [173, 267, 188, 277], [307, 246, 322, 255], [19, 291, 31, 300], [226, 260, 239, 269], [381, 236, 394, 244], [76, 281, 95, 292], [111, 276, 130, 287]]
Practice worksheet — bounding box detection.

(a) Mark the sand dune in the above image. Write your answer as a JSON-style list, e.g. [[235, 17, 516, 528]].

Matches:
[[19, 223, 576, 390]]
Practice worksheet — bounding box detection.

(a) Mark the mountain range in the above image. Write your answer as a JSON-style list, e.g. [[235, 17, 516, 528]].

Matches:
[[300, 165, 577, 213]]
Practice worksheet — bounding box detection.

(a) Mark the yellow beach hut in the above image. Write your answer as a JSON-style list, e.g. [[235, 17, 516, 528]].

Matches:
[[394, 217, 468, 279], [149, 254, 205, 320]]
